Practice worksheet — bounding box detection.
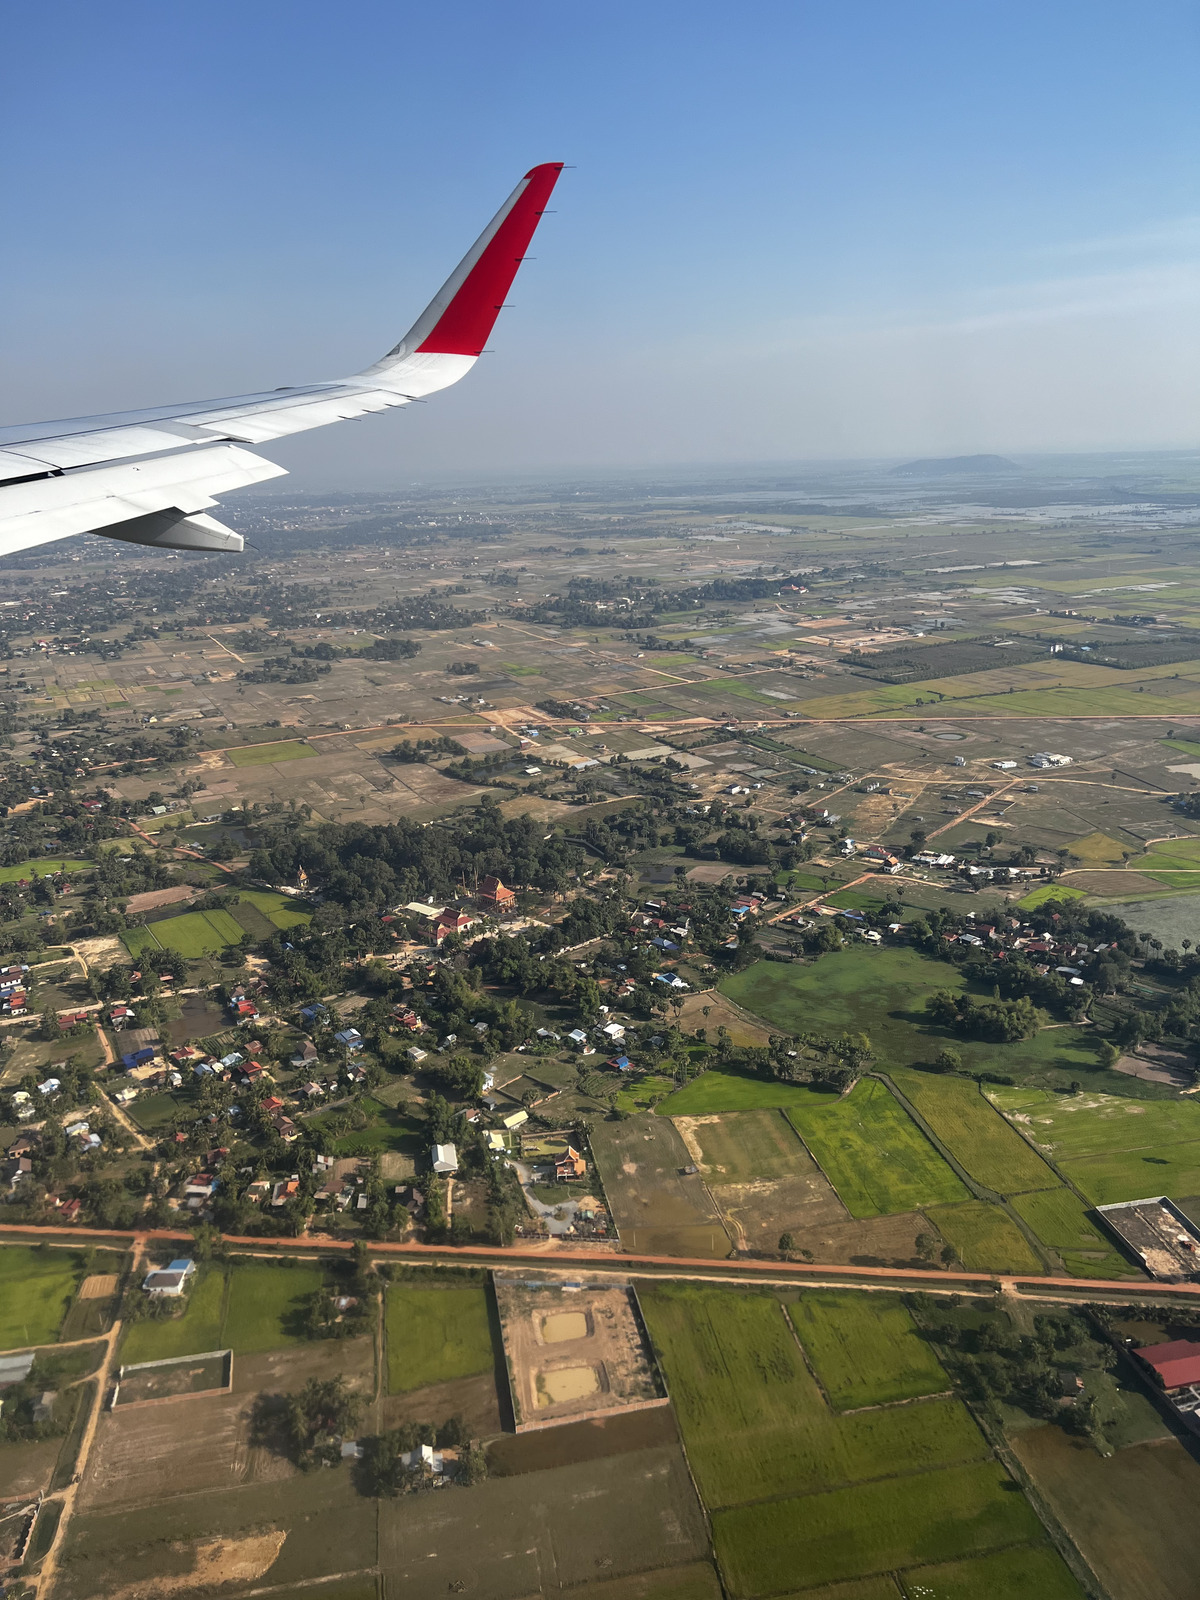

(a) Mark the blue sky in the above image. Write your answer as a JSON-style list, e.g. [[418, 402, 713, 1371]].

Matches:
[[2, 1, 1197, 480]]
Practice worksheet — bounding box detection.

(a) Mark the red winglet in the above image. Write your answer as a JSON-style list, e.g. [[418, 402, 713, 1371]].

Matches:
[[415, 163, 564, 357]]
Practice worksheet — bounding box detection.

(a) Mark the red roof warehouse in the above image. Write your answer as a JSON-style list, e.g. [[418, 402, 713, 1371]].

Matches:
[[1134, 1340, 1200, 1390]]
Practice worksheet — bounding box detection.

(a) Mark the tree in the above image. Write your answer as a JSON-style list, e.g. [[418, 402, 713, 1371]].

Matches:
[[933, 1047, 962, 1074], [914, 1232, 937, 1264], [270, 1376, 363, 1469], [778, 1231, 795, 1255]]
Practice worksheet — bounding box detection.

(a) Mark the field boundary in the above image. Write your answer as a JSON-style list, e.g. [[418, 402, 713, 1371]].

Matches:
[[113, 1347, 234, 1407]]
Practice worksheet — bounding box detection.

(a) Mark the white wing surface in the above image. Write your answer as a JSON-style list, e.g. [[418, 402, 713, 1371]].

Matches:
[[0, 162, 564, 557]]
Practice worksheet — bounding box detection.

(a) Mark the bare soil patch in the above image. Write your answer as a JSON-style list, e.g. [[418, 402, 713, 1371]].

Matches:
[[676, 990, 774, 1046], [107, 1530, 285, 1600], [1068, 869, 1164, 896], [78, 1274, 118, 1300], [125, 886, 197, 915], [1113, 1043, 1195, 1088], [590, 1114, 732, 1257], [382, 1370, 503, 1441], [494, 1274, 665, 1431], [0, 1437, 61, 1500], [488, 1403, 678, 1475]]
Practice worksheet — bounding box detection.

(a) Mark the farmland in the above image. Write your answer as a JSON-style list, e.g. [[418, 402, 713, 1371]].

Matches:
[[890, 1070, 1060, 1194], [226, 738, 316, 766], [658, 1071, 818, 1115], [785, 1076, 968, 1216], [119, 1260, 325, 1363], [712, 1461, 1049, 1596], [1013, 1424, 1200, 1600], [1009, 1187, 1139, 1278], [787, 1289, 948, 1408], [924, 1199, 1045, 1274], [675, 1108, 805, 1185], [638, 1285, 987, 1509], [0, 1245, 88, 1349], [989, 1085, 1200, 1205], [122, 905, 247, 958], [384, 1282, 496, 1392], [591, 1114, 733, 1256]]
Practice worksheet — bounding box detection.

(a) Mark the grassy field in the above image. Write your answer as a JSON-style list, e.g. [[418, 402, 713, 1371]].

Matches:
[[1017, 884, 1088, 909], [226, 739, 315, 766], [222, 1263, 324, 1353], [712, 1461, 1044, 1597], [0, 857, 93, 883], [385, 1284, 495, 1393], [119, 1265, 226, 1363], [659, 1071, 819, 1115], [0, 1246, 84, 1348], [925, 1200, 1044, 1273], [639, 1286, 987, 1510], [1009, 1187, 1139, 1278], [988, 1085, 1200, 1205], [899, 1544, 1086, 1599], [239, 888, 312, 930], [890, 1070, 1060, 1194], [119, 1261, 322, 1363], [684, 1110, 806, 1185], [786, 1077, 968, 1216], [122, 906, 247, 958], [787, 1290, 948, 1408], [720, 950, 1100, 1089]]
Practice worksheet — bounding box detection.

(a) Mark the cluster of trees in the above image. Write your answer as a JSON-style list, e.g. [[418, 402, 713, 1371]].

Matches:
[[925, 990, 1040, 1042], [390, 735, 466, 763], [912, 1297, 1110, 1444]]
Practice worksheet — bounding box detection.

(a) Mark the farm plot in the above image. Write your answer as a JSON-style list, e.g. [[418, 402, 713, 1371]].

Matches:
[[377, 1445, 709, 1599], [1009, 1188, 1139, 1278], [712, 1461, 1045, 1597], [989, 1086, 1200, 1205], [885, 1543, 1085, 1599], [118, 1266, 226, 1363], [122, 906, 246, 958], [673, 1109, 803, 1185], [119, 1261, 325, 1365], [1013, 1424, 1200, 1600], [239, 888, 312, 931], [222, 1263, 324, 1354], [786, 1077, 968, 1217], [890, 1070, 1060, 1194], [0, 1245, 86, 1349], [226, 739, 316, 766], [787, 1290, 948, 1409], [659, 1071, 820, 1115], [667, 1106, 939, 1264], [639, 1286, 987, 1511], [591, 1113, 733, 1257], [924, 1201, 1044, 1274], [384, 1282, 495, 1393]]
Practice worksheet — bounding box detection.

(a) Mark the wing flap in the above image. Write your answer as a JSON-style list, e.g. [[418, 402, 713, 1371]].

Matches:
[[0, 443, 284, 558]]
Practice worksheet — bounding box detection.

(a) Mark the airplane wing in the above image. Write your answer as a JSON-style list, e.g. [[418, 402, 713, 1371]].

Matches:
[[0, 162, 564, 558]]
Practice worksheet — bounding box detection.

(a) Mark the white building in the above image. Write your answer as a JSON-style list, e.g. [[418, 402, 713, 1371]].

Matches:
[[432, 1143, 458, 1175]]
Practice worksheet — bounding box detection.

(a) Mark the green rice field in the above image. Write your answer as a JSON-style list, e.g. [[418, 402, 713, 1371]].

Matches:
[[639, 1286, 987, 1510], [122, 906, 247, 959], [1009, 1188, 1139, 1279], [226, 739, 316, 766], [0, 1246, 85, 1348], [786, 1077, 968, 1216], [988, 1086, 1200, 1205], [120, 1261, 327, 1363], [119, 1265, 227, 1363], [925, 1200, 1044, 1274], [712, 1460, 1045, 1597], [787, 1290, 948, 1409], [659, 1071, 819, 1115], [889, 1542, 1085, 1599], [890, 1071, 1060, 1194], [385, 1284, 495, 1393]]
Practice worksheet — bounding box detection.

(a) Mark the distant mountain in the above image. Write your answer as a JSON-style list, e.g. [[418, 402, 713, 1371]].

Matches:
[[890, 454, 1020, 478]]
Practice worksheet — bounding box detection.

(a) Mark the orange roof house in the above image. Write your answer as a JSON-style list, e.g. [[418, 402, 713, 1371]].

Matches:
[[478, 875, 516, 911]]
